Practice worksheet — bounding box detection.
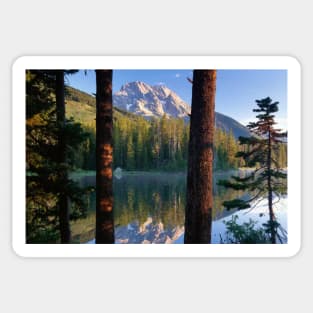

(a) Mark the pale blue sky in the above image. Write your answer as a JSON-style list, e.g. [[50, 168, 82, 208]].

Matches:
[[67, 69, 287, 130]]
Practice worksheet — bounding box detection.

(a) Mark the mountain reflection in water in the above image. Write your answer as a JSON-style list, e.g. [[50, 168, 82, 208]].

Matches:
[[71, 171, 287, 244]]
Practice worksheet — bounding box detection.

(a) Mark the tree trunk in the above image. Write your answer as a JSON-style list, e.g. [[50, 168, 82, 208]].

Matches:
[[184, 70, 216, 244], [55, 70, 71, 243], [95, 70, 114, 244], [267, 129, 276, 244]]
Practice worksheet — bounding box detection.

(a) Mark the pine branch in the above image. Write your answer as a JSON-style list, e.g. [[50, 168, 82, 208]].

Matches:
[[230, 173, 255, 183], [218, 179, 250, 191], [222, 199, 251, 210]]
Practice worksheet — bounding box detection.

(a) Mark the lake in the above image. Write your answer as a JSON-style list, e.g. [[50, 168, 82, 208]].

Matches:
[[70, 171, 287, 244]]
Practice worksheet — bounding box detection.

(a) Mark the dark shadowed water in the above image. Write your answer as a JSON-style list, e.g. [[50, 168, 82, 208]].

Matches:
[[71, 171, 287, 244]]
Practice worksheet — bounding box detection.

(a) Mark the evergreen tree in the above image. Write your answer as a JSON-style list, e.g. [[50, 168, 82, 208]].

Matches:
[[56, 70, 80, 243], [184, 70, 216, 244], [226, 129, 239, 168], [218, 97, 287, 244], [95, 70, 114, 244], [65, 83, 250, 173], [55, 70, 71, 243], [26, 70, 89, 243], [126, 134, 135, 170]]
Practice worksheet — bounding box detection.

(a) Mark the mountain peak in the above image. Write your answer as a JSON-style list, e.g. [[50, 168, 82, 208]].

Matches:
[[114, 81, 190, 119], [153, 84, 172, 97], [66, 85, 251, 140], [113, 81, 251, 139], [120, 81, 153, 95]]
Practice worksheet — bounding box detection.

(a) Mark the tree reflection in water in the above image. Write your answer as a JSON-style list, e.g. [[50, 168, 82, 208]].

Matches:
[[71, 171, 286, 244]]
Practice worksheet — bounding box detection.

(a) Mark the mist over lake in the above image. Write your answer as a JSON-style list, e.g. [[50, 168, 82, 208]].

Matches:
[[71, 170, 287, 244]]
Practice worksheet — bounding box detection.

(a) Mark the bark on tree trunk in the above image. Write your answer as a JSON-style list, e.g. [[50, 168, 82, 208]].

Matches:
[[267, 129, 276, 244], [55, 70, 71, 243], [184, 70, 216, 244], [95, 70, 114, 244]]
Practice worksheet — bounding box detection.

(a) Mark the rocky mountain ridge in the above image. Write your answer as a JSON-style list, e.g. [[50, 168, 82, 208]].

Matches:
[[114, 81, 191, 119], [113, 81, 251, 138]]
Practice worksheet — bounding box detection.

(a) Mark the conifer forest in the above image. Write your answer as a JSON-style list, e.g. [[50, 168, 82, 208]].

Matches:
[[26, 69, 288, 244]]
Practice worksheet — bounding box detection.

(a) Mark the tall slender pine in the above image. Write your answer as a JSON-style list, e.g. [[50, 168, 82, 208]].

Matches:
[[55, 70, 71, 243], [95, 70, 114, 243], [218, 97, 287, 244], [184, 70, 216, 244]]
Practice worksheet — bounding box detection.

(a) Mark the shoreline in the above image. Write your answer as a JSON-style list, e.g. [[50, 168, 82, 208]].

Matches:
[[69, 168, 253, 179]]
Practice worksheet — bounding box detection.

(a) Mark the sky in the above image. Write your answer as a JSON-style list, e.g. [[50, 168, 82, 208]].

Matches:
[[67, 69, 287, 130]]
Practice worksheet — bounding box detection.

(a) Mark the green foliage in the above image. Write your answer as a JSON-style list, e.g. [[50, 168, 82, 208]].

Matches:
[[64, 86, 248, 172], [26, 70, 91, 243], [218, 97, 287, 208], [26, 70, 56, 118], [222, 199, 251, 210], [66, 86, 96, 107], [214, 128, 240, 170], [262, 220, 280, 237], [221, 215, 271, 244], [218, 97, 287, 243], [64, 87, 288, 174], [218, 179, 249, 191]]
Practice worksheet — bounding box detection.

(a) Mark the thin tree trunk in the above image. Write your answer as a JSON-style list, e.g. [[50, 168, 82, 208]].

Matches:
[[95, 70, 114, 244], [55, 70, 71, 243], [184, 70, 216, 244], [267, 129, 276, 243]]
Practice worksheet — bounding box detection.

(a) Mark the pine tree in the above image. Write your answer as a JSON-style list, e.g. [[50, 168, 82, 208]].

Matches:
[[56, 70, 81, 243], [95, 70, 114, 244], [55, 70, 71, 243], [126, 133, 135, 170], [135, 131, 143, 169], [26, 70, 89, 243], [218, 97, 287, 244], [184, 70, 216, 244]]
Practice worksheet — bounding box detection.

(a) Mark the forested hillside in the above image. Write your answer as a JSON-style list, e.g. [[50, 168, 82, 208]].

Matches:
[[65, 86, 252, 171], [25, 69, 288, 245]]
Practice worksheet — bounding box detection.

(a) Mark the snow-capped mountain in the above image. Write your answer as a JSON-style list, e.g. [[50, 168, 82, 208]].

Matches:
[[113, 81, 190, 119], [113, 81, 251, 138]]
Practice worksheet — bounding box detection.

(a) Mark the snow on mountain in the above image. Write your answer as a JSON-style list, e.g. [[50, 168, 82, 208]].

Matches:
[[113, 81, 251, 138], [113, 81, 190, 119]]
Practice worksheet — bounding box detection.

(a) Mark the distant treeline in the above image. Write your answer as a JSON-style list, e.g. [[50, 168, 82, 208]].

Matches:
[[71, 114, 287, 172], [25, 70, 287, 244], [28, 76, 286, 176], [65, 84, 287, 172]]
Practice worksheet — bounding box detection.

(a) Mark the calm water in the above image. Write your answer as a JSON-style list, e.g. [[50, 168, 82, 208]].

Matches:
[[71, 171, 287, 244]]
